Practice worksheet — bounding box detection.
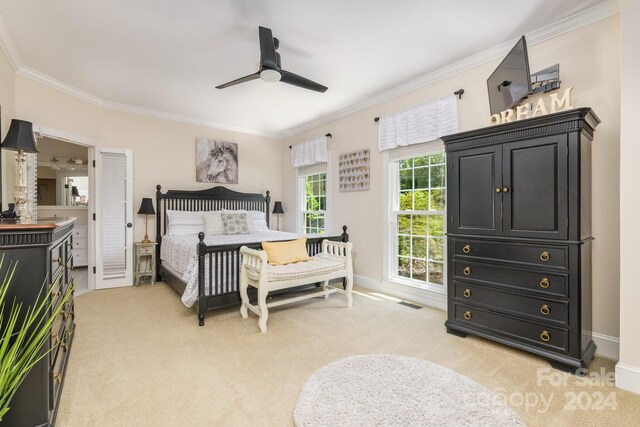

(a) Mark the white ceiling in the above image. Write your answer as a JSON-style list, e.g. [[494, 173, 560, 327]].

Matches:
[[0, 0, 610, 137]]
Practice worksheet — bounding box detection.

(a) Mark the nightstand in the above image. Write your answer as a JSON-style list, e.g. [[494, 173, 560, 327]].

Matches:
[[134, 242, 157, 285]]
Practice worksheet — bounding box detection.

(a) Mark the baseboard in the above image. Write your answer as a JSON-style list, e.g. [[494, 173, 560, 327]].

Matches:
[[615, 362, 640, 395], [592, 332, 620, 360], [354, 274, 446, 311]]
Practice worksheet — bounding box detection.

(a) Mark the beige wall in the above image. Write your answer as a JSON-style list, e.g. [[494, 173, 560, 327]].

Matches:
[[282, 16, 621, 339], [618, 0, 640, 375], [0, 48, 15, 205], [11, 75, 283, 242]]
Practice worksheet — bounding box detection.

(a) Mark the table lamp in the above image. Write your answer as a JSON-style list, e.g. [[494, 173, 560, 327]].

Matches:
[[273, 201, 284, 231], [137, 198, 155, 243], [71, 186, 79, 205], [1, 119, 39, 219]]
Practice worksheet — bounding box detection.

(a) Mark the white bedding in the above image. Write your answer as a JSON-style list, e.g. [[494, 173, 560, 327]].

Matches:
[[160, 231, 301, 307]]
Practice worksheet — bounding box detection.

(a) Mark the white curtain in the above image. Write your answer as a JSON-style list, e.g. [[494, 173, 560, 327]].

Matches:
[[378, 94, 459, 151], [291, 136, 328, 168]]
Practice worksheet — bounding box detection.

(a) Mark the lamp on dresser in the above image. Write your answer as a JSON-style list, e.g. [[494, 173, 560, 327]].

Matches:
[[137, 198, 155, 243], [71, 185, 80, 206], [273, 201, 284, 231], [1, 119, 38, 219]]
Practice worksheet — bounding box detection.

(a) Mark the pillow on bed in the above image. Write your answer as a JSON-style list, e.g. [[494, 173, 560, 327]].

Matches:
[[222, 209, 270, 233], [202, 211, 225, 235], [221, 212, 250, 235], [166, 210, 205, 235], [261, 237, 311, 265], [247, 211, 270, 233]]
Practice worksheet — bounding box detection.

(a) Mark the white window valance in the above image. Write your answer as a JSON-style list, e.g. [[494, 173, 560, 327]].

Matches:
[[291, 136, 328, 168], [378, 94, 459, 152]]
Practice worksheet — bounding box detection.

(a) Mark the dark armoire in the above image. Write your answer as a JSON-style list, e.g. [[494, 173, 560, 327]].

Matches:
[[0, 219, 76, 426], [442, 108, 599, 372]]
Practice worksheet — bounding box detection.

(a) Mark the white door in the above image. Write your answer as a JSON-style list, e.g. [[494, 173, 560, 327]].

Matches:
[[95, 148, 133, 289]]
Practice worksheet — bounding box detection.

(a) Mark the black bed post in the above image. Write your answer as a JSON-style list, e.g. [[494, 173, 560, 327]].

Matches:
[[197, 232, 207, 326], [341, 225, 349, 243], [265, 190, 271, 228], [155, 185, 163, 282]]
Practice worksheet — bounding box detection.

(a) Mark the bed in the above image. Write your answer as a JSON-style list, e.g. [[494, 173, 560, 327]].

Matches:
[[155, 185, 348, 326]]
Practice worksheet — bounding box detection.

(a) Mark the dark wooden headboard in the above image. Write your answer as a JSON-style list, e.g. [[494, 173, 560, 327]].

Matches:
[[155, 185, 271, 243]]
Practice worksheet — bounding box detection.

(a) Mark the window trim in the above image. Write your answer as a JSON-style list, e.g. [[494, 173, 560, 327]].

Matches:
[[296, 160, 330, 234], [383, 140, 447, 294]]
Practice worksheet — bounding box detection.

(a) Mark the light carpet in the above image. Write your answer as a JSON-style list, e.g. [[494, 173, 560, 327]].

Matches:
[[56, 284, 640, 426], [294, 354, 525, 427]]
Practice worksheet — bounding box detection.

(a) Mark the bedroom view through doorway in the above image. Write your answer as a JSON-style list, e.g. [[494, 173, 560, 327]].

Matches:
[[36, 136, 92, 295]]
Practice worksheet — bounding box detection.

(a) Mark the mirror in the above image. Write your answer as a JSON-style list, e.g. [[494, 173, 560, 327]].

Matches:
[[35, 137, 89, 207]]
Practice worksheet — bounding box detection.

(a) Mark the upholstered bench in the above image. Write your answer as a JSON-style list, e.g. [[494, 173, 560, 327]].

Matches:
[[239, 240, 353, 332]]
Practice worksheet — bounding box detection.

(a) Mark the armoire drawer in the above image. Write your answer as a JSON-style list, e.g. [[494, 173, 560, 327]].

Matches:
[[452, 238, 569, 270], [50, 301, 73, 369], [453, 281, 569, 325], [49, 324, 72, 410], [453, 303, 569, 353], [50, 242, 64, 272], [452, 260, 568, 297]]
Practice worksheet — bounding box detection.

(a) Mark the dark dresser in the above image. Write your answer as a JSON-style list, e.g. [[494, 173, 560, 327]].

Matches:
[[0, 218, 76, 426], [443, 108, 599, 372]]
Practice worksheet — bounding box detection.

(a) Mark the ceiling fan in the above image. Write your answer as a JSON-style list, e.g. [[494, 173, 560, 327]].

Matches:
[[215, 26, 328, 93]]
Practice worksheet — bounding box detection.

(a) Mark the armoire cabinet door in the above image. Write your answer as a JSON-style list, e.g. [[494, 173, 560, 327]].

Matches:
[[448, 145, 502, 236], [502, 135, 568, 239]]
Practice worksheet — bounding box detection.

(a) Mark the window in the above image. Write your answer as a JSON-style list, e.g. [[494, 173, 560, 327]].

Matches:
[[299, 171, 327, 234], [390, 151, 446, 288]]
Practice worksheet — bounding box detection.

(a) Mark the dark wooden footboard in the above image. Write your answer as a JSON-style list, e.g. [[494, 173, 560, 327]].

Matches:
[[155, 184, 350, 326], [194, 227, 349, 326]]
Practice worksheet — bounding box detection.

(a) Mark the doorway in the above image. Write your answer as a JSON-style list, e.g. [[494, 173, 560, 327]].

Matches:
[[34, 126, 98, 293]]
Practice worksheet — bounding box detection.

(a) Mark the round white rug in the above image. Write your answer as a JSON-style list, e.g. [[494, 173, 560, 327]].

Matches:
[[294, 354, 525, 427]]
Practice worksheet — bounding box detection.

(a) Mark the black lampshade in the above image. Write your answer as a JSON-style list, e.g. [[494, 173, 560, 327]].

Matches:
[[137, 198, 155, 215], [71, 186, 80, 197], [1, 119, 38, 153], [273, 201, 284, 214]]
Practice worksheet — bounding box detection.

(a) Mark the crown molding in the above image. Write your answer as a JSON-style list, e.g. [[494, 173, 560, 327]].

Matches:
[[0, 12, 21, 71], [283, 0, 620, 137], [16, 67, 283, 139], [99, 99, 283, 139], [0, 0, 619, 140]]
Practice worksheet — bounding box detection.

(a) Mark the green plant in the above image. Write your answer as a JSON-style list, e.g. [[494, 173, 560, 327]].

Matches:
[[0, 256, 74, 421]]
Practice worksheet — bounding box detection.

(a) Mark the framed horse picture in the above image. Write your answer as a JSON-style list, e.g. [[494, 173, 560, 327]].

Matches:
[[196, 138, 239, 184]]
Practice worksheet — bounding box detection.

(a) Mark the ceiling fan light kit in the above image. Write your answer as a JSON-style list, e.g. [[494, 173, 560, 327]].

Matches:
[[216, 26, 327, 93], [259, 69, 281, 83]]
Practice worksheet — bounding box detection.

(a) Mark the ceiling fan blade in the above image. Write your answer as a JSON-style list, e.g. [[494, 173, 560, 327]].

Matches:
[[280, 69, 328, 93], [215, 72, 260, 89], [258, 26, 278, 69]]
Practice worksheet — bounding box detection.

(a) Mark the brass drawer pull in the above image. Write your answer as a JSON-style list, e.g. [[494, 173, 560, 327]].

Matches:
[[540, 305, 550, 315], [540, 278, 550, 288], [54, 257, 62, 264], [61, 342, 68, 352], [463, 289, 471, 298], [462, 244, 470, 254], [540, 330, 551, 342], [51, 333, 60, 344], [495, 188, 501, 193], [463, 267, 471, 276], [66, 263, 74, 270], [540, 251, 550, 262], [53, 373, 62, 384], [502, 187, 509, 193], [463, 311, 472, 320]]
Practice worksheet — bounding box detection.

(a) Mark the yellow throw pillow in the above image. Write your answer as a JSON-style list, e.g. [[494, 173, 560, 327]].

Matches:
[[262, 237, 311, 265]]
